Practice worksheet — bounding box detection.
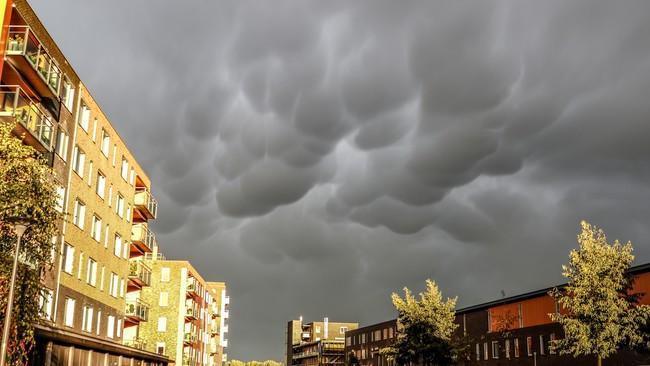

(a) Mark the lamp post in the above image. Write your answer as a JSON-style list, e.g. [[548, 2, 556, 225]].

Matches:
[[0, 221, 30, 366]]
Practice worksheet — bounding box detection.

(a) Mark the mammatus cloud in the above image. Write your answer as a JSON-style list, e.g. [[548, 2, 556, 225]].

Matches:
[[32, 0, 650, 360]]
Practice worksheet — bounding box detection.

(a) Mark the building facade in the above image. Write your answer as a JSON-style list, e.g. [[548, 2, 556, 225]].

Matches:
[[207, 282, 230, 366], [138, 256, 229, 366], [344, 264, 650, 366], [0, 0, 167, 364], [287, 318, 359, 366]]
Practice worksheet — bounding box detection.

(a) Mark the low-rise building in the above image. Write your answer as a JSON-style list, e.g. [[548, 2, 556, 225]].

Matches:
[[344, 320, 397, 366], [287, 317, 358, 366]]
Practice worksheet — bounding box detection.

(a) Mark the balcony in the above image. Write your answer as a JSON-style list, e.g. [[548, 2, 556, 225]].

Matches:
[[5, 26, 61, 99], [125, 298, 150, 322], [223, 296, 230, 306], [222, 324, 228, 333], [210, 324, 219, 336], [186, 279, 200, 298], [134, 188, 157, 221], [222, 309, 229, 319], [183, 332, 197, 345], [0, 85, 53, 151], [131, 223, 157, 254], [124, 338, 147, 350], [185, 305, 199, 320], [128, 260, 152, 288]]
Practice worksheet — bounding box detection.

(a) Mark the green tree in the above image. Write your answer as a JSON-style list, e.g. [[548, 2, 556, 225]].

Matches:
[[550, 221, 650, 366], [382, 279, 458, 366], [0, 122, 61, 365], [346, 351, 360, 366]]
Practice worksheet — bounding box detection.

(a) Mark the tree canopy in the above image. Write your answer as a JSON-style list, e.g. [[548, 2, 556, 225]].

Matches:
[[0, 122, 61, 365]]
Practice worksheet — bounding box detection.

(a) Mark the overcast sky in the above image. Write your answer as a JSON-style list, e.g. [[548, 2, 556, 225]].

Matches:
[[30, 0, 650, 361]]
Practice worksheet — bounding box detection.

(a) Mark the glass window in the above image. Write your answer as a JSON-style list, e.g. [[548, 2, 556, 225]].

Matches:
[[161, 267, 170, 282], [55, 185, 65, 213], [72, 146, 85, 176], [549, 333, 556, 355], [73, 199, 85, 229], [62, 243, 75, 274], [157, 317, 167, 332], [91, 215, 102, 242], [86, 258, 97, 286], [79, 102, 90, 131], [505, 339, 511, 359], [96, 311, 102, 335], [484, 342, 488, 360], [114, 234, 122, 257], [107, 315, 115, 338], [96, 172, 106, 198], [87, 160, 93, 185], [492, 341, 499, 359], [527, 336, 533, 356], [514, 338, 520, 358], [101, 129, 110, 157], [109, 272, 119, 297], [39, 288, 53, 320], [539, 335, 545, 355], [62, 79, 75, 111], [116, 193, 124, 218], [82, 306, 93, 332], [56, 129, 69, 160], [121, 157, 129, 181], [64, 298, 75, 327]]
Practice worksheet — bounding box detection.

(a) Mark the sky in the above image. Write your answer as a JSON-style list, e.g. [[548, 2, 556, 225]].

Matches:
[[29, 0, 650, 361]]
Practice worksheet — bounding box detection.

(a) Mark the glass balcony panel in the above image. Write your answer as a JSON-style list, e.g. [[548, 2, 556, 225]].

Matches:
[[129, 260, 152, 286], [6, 28, 28, 54], [6, 27, 61, 95], [125, 299, 150, 322], [0, 85, 53, 150], [134, 188, 158, 220]]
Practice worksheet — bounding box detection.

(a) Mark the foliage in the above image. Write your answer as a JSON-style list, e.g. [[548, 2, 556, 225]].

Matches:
[[550, 221, 650, 365], [0, 122, 61, 365], [382, 279, 458, 366], [346, 351, 360, 366]]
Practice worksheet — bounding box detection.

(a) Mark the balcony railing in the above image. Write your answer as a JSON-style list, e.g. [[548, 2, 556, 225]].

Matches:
[[131, 223, 157, 253], [128, 260, 152, 287], [6, 26, 61, 95], [223, 296, 230, 306], [183, 332, 197, 344], [124, 338, 147, 350], [222, 309, 229, 319], [185, 305, 198, 320], [125, 298, 150, 322], [0, 85, 53, 151], [134, 188, 158, 220]]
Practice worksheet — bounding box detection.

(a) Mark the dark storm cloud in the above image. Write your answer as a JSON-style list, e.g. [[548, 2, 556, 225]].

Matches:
[[31, 0, 650, 360]]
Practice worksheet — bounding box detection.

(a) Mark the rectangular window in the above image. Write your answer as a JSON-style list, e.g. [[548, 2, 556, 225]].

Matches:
[[492, 341, 499, 359], [77, 252, 83, 279], [505, 339, 511, 359], [112, 145, 117, 166], [92, 118, 98, 141], [62, 79, 75, 111], [56, 129, 69, 160], [157, 317, 167, 332], [109, 272, 119, 297], [73, 199, 85, 229], [476, 344, 480, 361], [484, 342, 488, 360], [129, 168, 135, 185], [340, 326, 348, 334], [107, 315, 115, 338], [79, 102, 90, 131], [160, 292, 169, 307], [62, 243, 75, 274], [117, 319, 122, 338], [91, 215, 102, 242], [96, 172, 106, 198], [156, 342, 166, 355], [86, 258, 97, 286], [113, 234, 122, 257], [87, 160, 93, 185], [100, 266, 105, 291], [104, 225, 110, 248], [82, 306, 93, 332], [96, 311, 102, 335], [116, 193, 124, 218], [549, 333, 556, 355], [514, 338, 520, 358], [107, 185, 113, 207], [161, 267, 170, 282], [121, 157, 129, 181], [101, 129, 110, 157], [527, 336, 533, 356], [120, 278, 125, 297], [539, 335, 545, 355], [55, 186, 65, 213], [39, 289, 53, 320], [64, 298, 75, 327], [72, 146, 85, 176]]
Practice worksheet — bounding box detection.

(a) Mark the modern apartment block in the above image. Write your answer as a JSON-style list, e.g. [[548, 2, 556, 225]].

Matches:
[[207, 282, 230, 366], [138, 254, 229, 366], [0, 0, 167, 364], [344, 263, 650, 366], [287, 317, 359, 366]]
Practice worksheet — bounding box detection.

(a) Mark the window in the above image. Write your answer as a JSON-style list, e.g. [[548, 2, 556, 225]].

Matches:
[[120, 278, 125, 297], [100, 266, 105, 291], [161, 267, 170, 282], [514, 338, 520, 358], [96, 172, 106, 198], [77, 252, 84, 279], [86, 258, 97, 286], [109, 272, 119, 297], [79, 102, 90, 131], [484, 342, 488, 360], [116, 193, 124, 217], [64, 298, 75, 327], [526, 336, 533, 356], [107, 315, 115, 338], [55, 186, 65, 213], [539, 335, 545, 355], [107, 185, 113, 207], [62, 80, 75, 111], [82, 306, 93, 332], [549, 333, 556, 355], [113, 234, 122, 257], [157, 317, 167, 332], [156, 342, 166, 355], [121, 157, 129, 181], [117, 319, 122, 337], [92, 118, 98, 141], [112, 145, 117, 166], [56, 129, 69, 160], [505, 339, 511, 359], [39, 289, 53, 320], [340, 326, 348, 334], [476, 344, 480, 361], [129, 168, 135, 185], [101, 129, 110, 156], [96, 311, 102, 335], [159, 292, 169, 307], [126, 205, 131, 223], [62, 243, 74, 274], [87, 160, 93, 185], [72, 146, 85, 176], [91, 215, 102, 242], [73, 199, 85, 229], [492, 341, 499, 359]]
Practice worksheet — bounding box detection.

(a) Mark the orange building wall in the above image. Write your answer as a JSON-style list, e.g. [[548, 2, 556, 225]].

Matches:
[[521, 295, 556, 327], [633, 272, 650, 305], [488, 303, 520, 332], [0, 0, 13, 78]]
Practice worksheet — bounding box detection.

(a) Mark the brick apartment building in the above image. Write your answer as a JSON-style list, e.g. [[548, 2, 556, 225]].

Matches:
[[0, 0, 167, 364], [138, 254, 230, 366], [345, 263, 650, 366], [287, 317, 359, 366]]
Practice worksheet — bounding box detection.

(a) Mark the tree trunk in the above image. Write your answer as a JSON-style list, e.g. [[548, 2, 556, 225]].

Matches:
[[597, 356, 602, 366]]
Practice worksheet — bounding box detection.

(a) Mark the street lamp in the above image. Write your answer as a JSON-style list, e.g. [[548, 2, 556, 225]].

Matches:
[[0, 220, 31, 366]]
